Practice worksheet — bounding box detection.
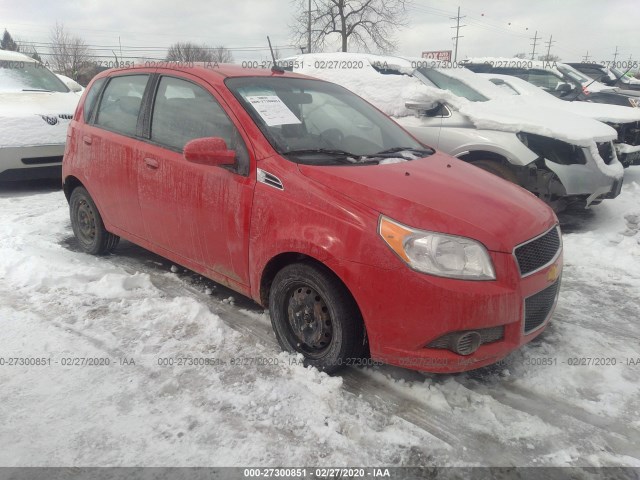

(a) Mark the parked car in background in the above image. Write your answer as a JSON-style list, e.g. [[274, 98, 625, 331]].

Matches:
[[55, 73, 84, 93], [285, 53, 623, 211], [566, 62, 640, 91], [0, 50, 79, 181], [462, 58, 640, 108], [480, 73, 640, 167], [63, 63, 563, 374]]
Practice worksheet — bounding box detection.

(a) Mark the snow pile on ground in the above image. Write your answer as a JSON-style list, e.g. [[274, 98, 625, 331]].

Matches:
[[0, 190, 443, 466], [1, 170, 639, 467]]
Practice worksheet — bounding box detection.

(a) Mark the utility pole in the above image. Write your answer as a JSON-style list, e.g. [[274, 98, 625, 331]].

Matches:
[[612, 46, 619, 64], [529, 31, 540, 60], [450, 6, 466, 62], [307, 0, 311, 54], [582, 50, 590, 62], [544, 34, 555, 60]]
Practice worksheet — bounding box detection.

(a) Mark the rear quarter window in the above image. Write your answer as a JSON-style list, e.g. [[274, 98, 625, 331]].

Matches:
[[82, 77, 106, 122], [94, 75, 149, 136]]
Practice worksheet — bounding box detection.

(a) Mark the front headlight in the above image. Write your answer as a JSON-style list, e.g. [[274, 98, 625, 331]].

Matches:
[[379, 216, 496, 280]]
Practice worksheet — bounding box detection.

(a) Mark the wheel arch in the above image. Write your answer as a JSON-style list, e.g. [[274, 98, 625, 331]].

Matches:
[[63, 175, 85, 203]]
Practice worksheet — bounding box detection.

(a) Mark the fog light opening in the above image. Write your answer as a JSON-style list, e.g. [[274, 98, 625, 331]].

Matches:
[[451, 331, 482, 355]]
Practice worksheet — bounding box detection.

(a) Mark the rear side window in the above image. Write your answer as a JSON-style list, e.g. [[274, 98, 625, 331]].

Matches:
[[95, 75, 149, 136], [151, 76, 250, 174], [83, 77, 106, 122]]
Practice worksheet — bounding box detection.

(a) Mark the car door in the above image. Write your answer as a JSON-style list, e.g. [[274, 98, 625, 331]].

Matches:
[[85, 73, 151, 239], [137, 73, 254, 288]]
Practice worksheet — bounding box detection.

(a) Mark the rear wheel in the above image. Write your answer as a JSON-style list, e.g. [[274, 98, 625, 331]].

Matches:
[[269, 262, 365, 373], [69, 187, 119, 255], [472, 160, 518, 184]]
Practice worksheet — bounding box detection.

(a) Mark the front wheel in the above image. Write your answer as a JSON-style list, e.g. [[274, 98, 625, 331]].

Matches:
[[69, 187, 119, 255], [269, 263, 365, 373]]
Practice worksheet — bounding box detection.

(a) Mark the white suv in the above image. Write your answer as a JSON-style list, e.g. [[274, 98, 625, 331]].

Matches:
[[285, 52, 623, 210], [0, 50, 79, 181]]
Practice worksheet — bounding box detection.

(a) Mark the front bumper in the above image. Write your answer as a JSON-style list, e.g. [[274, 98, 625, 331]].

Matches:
[[0, 144, 64, 181], [328, 246, 563, 373]]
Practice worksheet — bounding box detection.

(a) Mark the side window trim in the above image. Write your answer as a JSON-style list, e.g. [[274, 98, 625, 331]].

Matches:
[[145, 74, 252, 176], [91, 73, 152, 139]]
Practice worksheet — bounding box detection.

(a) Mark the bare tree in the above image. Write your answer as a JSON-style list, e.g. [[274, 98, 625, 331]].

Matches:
[[291, 0, 410, 53], [166, 42, 214, 62], [538, 54, 561, 62], [49, 22, 90, 80], [513, 52, 527, 59], [210, 46, 233, 63]]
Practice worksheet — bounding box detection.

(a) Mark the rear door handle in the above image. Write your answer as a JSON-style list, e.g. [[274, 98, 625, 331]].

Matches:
[[144, 157, 159, 169], [82, 135, 92, 145]]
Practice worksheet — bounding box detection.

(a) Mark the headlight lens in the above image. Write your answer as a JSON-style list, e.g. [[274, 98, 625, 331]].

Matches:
[[379, 216, 496, 280]]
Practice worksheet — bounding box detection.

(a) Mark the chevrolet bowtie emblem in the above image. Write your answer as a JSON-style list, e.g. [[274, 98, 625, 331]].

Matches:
[[547, 264, 559, 282]]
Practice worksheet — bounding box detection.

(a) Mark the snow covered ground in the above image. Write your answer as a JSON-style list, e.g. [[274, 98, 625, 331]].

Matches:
[[1, 170, 639, 468]]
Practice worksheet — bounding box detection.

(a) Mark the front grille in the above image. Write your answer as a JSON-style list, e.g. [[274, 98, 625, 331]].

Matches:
[[524, 280, 560, 334], [427, 325, 504, 349], [514, 226, 561, 277], [58, 114, 73, 120], [597, 141, 615, 165]]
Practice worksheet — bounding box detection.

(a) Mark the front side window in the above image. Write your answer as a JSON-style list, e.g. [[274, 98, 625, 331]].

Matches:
[[226, 77, 430, 166], [150, 76, 250, 174], [95, 75, 149, 136], [526, 70, 564, 91]]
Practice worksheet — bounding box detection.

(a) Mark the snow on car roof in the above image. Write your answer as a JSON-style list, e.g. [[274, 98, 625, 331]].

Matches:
[[0, 50, 38, 63], [480, 73, 640, 124], [287, 52, 617, 146]]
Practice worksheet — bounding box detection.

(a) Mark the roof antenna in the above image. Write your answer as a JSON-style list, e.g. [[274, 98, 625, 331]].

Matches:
[[267, 36, 285, 73]]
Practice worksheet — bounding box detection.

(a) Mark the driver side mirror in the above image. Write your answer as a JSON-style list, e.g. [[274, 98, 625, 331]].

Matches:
[[183, 137, 236, 167], [556, 83, 573, 95], [405, 100, 442, 117]]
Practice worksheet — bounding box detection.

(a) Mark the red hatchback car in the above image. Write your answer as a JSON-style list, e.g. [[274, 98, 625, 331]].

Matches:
[[62, 64, 563, 373]]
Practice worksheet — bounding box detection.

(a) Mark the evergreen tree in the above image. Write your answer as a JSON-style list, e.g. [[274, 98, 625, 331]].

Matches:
[[1, 29, 19, 51]]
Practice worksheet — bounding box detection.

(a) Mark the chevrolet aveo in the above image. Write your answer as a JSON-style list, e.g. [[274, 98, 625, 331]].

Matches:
[[62, 64, 563, 373]]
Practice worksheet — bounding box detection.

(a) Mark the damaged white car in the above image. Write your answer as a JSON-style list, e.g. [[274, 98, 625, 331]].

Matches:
[[286, 53, 624, 210], [481, 73, 640, 168], [0, 50, 79, 181]]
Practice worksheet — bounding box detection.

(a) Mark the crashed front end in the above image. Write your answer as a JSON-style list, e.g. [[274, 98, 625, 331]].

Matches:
[[605, 120, 640, 167], [515, 132, 624, 210]]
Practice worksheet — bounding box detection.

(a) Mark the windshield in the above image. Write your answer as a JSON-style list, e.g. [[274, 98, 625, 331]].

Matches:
[[0, 61, 69, 93], [226, 77, 430, 166], [414, 68, 488, 102], [557, 64, 595, 85]]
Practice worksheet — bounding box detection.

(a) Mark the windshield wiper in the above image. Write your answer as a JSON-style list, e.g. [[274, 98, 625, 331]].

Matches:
[[22, 88, 54, 92], [284, 148, 362, 164], [373, 146, 435, 157]]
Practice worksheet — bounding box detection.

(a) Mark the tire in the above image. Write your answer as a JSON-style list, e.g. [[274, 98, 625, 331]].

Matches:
[[472, 160, 518, 184], [69, 187, 119, 255], [269, 262, 365, 373]]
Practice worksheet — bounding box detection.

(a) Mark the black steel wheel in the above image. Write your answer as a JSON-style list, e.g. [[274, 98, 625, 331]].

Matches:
[[69, 187, 119, 255], [269, 262, 365, 373]]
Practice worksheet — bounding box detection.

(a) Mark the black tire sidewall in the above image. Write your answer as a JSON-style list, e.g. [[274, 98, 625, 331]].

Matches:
[[69, 187, 107, 255], [269, 263, 360, 372]]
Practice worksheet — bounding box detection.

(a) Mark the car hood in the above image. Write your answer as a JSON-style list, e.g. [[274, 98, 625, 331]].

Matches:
[[298, 152, 557, 253], [0, 92, 78, 147], [456, 97, 618, 146]]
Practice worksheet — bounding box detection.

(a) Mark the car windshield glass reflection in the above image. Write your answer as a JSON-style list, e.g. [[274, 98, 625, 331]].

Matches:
[[226, 77, 432, 166]]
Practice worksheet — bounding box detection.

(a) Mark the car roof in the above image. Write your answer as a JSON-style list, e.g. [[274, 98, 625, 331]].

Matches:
[[0, 50, 39, 63], [98, 62, 314, 86]]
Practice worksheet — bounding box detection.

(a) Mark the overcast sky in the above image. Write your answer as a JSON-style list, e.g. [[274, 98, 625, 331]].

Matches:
[[1, 0, 638, 64]]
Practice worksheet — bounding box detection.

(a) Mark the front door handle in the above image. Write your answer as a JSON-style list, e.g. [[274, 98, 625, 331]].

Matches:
[[144, 157, 159, 169], [82, 135, 92, 145]]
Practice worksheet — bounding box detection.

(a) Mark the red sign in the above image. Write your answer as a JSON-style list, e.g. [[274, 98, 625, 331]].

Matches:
[[422, 50, 452, 62]]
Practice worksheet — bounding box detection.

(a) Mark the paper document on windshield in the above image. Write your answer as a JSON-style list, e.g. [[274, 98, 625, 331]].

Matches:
[[246, 95, 302, 126]]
